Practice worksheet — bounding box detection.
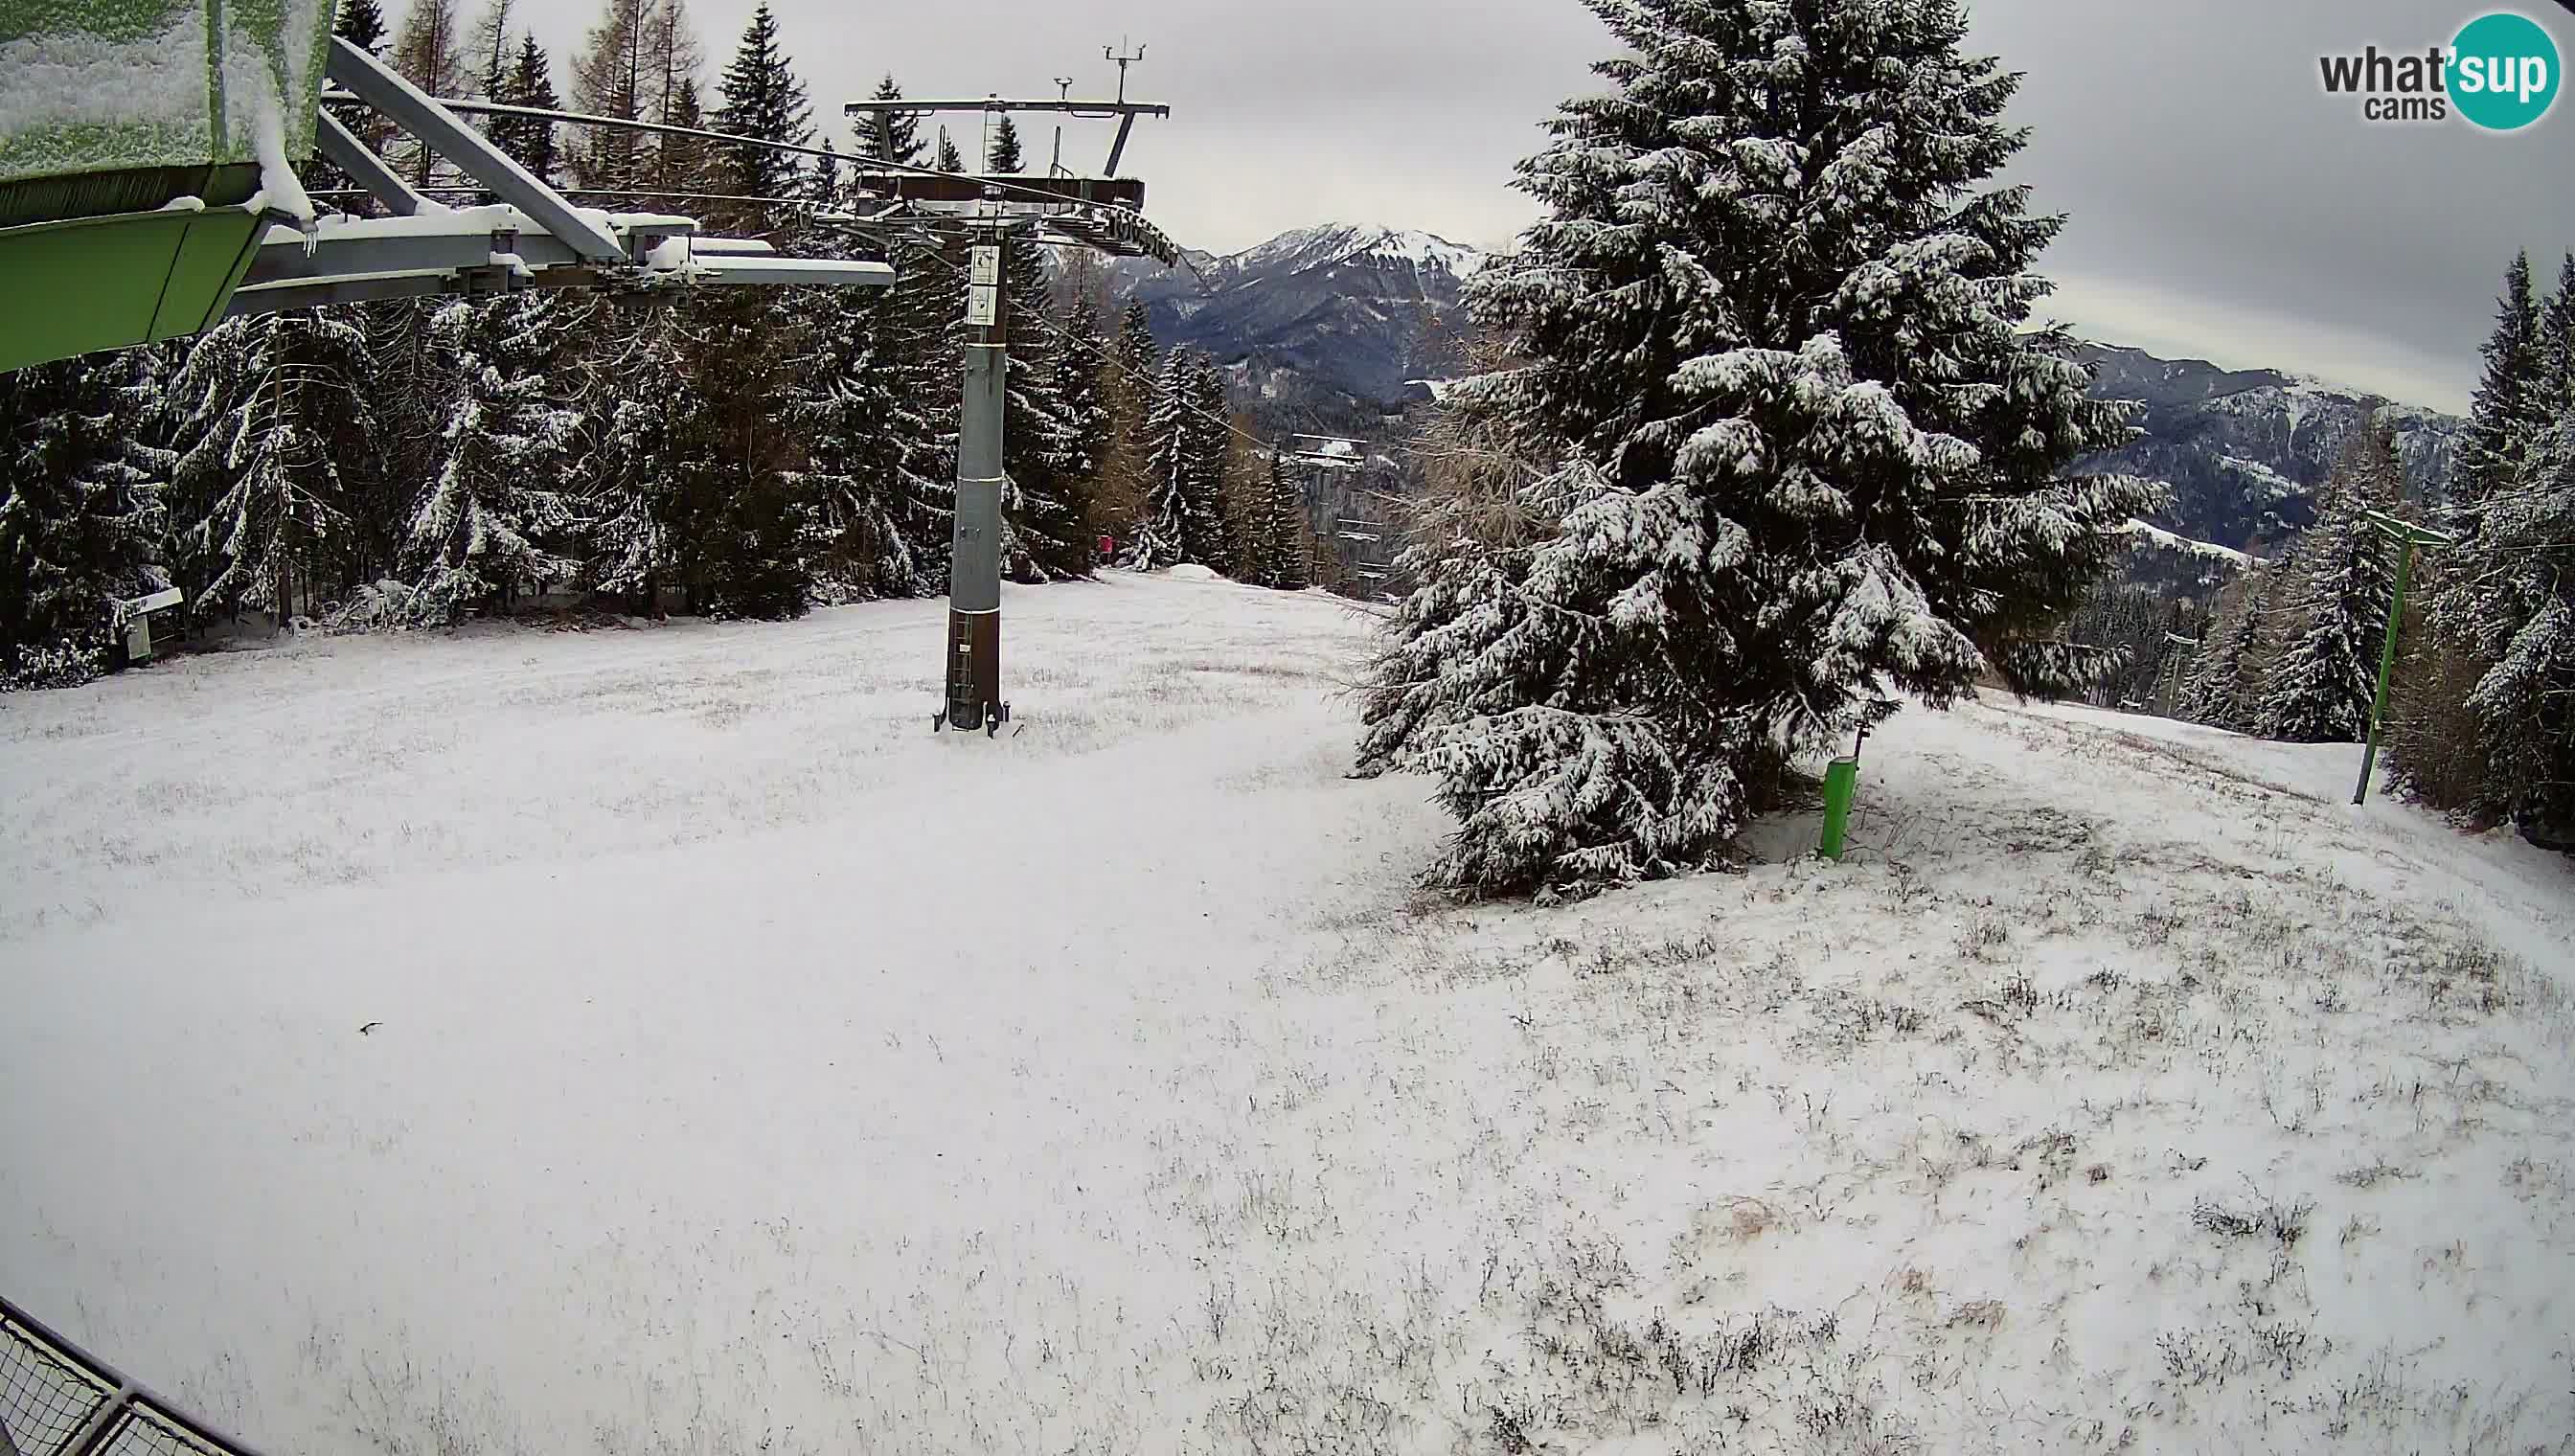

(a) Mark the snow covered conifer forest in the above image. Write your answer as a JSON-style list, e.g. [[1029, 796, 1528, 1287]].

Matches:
[[0, 0, 1313, 685]]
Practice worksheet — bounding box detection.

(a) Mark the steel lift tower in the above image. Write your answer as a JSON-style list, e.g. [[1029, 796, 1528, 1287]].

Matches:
[[843, 73, 1175, 737]]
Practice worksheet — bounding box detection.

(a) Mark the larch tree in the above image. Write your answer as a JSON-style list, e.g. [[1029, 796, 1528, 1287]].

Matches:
[[1353, 0, 2151, 894], [389, 0, 468, 184], [569, 0, 649, 191]]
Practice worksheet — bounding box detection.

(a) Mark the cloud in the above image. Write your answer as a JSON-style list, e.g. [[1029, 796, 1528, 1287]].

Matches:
[[507, 0, 2573, 407]]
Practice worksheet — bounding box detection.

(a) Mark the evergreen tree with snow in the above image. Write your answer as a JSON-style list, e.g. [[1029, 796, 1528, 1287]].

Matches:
[[655, 79, 714, 201], [986, 115, 1025, 174], [1056, 287, 1112, 523], [933, 130, 965, 173], [2256, 425, 2400, 743], [780, 241, 935, 600], [1275, 453, 1313, 590], [1353, 0, 2151, 894], [582, 298, 700, 612], [0, 351, 172, 677], [2442, 254, 2575, 831], [2179, 564, 2272, 732], [853, 75, 924, 168], [2448, 253, 2548, 536], [996, 228, 1091, 581], [1183, 359, 1239, 577], [1129, 351, 1194, 570], [490, 34, 561, 182], [170, 311, 379, 625], [711, 3, 811, 209], [407, 296, 583, 621]]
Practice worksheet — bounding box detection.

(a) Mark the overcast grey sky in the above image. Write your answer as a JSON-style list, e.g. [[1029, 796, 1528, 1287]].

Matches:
[[514, 0, 2573, 412]]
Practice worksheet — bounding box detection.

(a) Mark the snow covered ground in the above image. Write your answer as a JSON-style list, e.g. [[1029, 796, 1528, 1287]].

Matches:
[[4, 574, 2570, 1455]]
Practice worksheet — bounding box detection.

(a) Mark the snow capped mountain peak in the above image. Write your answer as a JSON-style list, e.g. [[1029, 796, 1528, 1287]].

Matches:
[[1229, 223, 1486, 280]]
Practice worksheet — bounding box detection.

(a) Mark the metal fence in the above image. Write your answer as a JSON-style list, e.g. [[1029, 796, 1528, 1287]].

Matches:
[[2, 1295, 264, 1456]]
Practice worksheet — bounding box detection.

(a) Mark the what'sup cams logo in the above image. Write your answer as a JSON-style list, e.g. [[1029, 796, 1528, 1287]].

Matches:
[[2317, 10, 2563, 130]]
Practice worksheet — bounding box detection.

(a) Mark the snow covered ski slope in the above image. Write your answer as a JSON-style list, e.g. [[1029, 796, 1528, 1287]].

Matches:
[[3, 573, 2569, 1454]]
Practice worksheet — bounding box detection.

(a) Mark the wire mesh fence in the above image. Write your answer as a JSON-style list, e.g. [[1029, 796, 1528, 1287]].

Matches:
[[0, 1298, 262, 1456]]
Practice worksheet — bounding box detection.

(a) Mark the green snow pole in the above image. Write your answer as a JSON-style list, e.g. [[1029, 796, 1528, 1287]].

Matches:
[[2352, 512, 2456, 808], [1819, 758, 1858, 861]]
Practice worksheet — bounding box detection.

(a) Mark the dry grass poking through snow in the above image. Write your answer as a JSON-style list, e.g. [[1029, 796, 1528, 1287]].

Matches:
[[3, 580, 2569, 1456], [1206, 704, 2575, 1455]]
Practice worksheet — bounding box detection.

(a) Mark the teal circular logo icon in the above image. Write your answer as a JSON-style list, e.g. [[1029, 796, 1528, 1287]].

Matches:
[[2450, 11, 2562, 130]]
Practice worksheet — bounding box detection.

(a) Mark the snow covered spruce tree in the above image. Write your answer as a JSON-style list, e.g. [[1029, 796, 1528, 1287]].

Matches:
[[2178, 563, 2274, 732], [170, 310, 379, 625], [1182, 359, 1240, 577], [783, 249, 938, 601], [995, 219, 1091, 582], [1257, 452, 1313, 590], [2255, 425, 2399, 743], [1128, 350, 1196, 570], [2442, 254, 2575, 831], [1355, 0, 2150, 894], [0, 350, 173, 682], [406, 296, 582, 622]]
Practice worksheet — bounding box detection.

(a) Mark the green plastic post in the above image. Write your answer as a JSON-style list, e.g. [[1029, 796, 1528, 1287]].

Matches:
[[1819, 758, 1858, 861], [2354, 540, 2415, 808]]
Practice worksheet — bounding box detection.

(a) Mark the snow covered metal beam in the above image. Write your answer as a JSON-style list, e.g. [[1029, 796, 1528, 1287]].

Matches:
[[684, 255, 894, 286], [314, 111, 444, 219], [325, 36, 626, 263]]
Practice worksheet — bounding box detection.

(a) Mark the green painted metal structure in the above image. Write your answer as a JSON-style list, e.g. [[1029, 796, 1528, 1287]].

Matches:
[[0, 0, 332, 371], [1819, 757, 1858, 861]]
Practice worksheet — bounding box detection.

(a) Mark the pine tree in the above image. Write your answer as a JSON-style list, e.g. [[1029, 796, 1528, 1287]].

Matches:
[[2179, 565, 2271, 731], [1353, 0, 2151, 893], [997, 228, 1090, 580], [1183, 358, 1238, 576], [2448, 253, 2547, 536], [853, 75, 923, 169], [1263, 452, 1311, 590], [338, 0, 388, 51], [934, 130, 965, 173], [582, 298, 700, 612], [407, 296, 582, 621], [490, 34, 560, 182], [2256, 425, 2401, 743], [655, 79, 713, 201], [2445, 255, 2575, 830], [1130, 351, 1193, 569], [0, 350, 172, 677], [986, 114, 1024, 174], [1057, 286, 1111, 504], [711, 3, 811, 208], [311, 0, 396, 213], [170, 312, 379, 626], [783, 278, 934, 601]]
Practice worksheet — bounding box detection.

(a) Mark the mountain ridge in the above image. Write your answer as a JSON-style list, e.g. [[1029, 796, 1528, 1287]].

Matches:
[[1094, 224, 2467, 557]]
